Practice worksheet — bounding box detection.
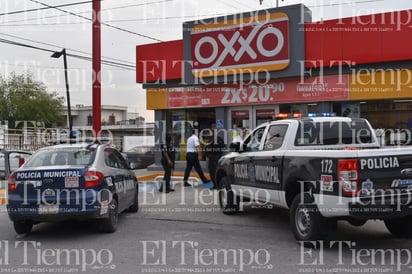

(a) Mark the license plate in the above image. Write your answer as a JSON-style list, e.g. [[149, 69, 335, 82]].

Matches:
[[399, 179, 412, 186], [39, 205, 59, 214], [65, 177, 79, 188]]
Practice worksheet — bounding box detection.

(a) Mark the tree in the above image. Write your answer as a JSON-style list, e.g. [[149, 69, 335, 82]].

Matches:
[[0, 73, 65, 128]]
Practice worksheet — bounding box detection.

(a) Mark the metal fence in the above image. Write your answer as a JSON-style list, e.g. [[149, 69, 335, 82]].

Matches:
[[0, 129, 47, 152], [0, 128, 128, 152]]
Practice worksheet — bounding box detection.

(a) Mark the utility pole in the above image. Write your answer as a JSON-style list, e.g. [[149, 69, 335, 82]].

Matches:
[[259, 0, 283, 8], [276, 0, 284, 8], [51, 48, 74, 140], [92, 0, 101, 137]]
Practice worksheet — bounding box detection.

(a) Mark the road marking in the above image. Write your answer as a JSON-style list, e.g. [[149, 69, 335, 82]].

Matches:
[[0, 189, 6, 205]]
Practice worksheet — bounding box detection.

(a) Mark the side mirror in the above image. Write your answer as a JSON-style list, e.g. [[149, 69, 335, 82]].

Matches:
[[129, 162, 137, 170], [229, 142, 241, 152]]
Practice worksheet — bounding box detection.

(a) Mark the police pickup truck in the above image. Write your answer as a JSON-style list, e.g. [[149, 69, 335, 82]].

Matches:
[[216, 117, 412, 242]]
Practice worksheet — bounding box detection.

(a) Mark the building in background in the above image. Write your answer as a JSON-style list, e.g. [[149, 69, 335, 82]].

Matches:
[[136, 4, 412, 162], [61, 105, 145, 127], [0, 105, 153, 152]]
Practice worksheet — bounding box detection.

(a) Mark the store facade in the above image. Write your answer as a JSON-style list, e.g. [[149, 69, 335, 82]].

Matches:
[[136, 4, 412, 160]]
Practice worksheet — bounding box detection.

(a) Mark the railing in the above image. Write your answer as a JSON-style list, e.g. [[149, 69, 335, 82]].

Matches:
[[0, 131, 46, 152], [0, 128, 127, 152]]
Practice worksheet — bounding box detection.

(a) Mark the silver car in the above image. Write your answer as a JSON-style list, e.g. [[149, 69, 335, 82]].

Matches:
[[7, 143, 139, 235]]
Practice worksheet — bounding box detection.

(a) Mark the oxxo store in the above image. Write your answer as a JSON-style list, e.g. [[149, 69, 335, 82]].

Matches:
[[136, 4, 412, 160]]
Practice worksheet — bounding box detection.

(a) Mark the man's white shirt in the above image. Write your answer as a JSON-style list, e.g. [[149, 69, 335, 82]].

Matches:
[[186, 134, 199, 152]]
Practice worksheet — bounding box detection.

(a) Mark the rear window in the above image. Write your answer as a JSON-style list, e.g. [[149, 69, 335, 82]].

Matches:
[[295, 120, 374, 146], [24, 148, 96, 167]]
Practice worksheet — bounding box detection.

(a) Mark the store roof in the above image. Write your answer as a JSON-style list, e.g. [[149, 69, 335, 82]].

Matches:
[[136, 9, 412, 84]]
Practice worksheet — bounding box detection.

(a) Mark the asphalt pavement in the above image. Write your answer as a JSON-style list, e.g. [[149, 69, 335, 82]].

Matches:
[[2, 164, 412, 273], [1, 183, 412, 274]]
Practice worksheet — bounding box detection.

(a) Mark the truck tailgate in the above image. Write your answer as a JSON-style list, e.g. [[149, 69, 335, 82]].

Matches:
[[357, 148, 412, 196]]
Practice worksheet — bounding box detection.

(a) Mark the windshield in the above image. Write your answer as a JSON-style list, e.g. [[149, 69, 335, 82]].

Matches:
[[24, 147, 96, 168]]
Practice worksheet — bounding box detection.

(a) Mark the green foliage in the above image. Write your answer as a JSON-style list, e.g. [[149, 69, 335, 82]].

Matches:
[[0, 73, 65, 128]]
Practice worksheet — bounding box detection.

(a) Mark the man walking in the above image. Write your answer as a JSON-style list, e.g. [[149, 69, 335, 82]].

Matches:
[[205, 132, 225, 189], [183, 129, 211, 186], [159, 133, 175, 193]]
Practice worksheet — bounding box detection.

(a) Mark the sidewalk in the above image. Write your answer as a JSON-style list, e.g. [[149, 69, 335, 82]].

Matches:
[[135, 161, 210, 182]]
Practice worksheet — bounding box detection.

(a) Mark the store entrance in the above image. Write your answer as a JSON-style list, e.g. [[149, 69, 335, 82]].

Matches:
[[255, 106, 279, 126], [171, 108, 216, 160], [231, 109, 250, 129], [228, 106, 279, 140], [229, 108, 251, 143]]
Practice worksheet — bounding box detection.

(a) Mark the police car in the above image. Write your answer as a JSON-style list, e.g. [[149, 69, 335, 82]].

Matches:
[[7, 143, 139, 235]]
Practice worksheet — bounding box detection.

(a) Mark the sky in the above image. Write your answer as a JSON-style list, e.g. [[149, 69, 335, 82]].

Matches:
[[1, 0, 412, 122]]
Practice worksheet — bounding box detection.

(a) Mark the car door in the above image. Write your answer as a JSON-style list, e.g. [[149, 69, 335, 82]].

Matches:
[[112, 150, 136, 207], [232, 125, 267, 189], [104, 148, 134, 211], [252, 124, 288, 204]]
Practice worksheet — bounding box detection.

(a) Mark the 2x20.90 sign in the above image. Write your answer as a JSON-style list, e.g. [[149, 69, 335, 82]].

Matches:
[[191, 12, 290, 78]]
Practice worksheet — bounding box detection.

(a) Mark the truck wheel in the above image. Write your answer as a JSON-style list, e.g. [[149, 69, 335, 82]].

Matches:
[[128, 190, 139, 213], [384, 217, 412, 238], [348, 219, 367, 227], [14, 220, 33, 235], [290, 193, 336, 242], [219, 176, 239, 215], [99, 199, 118, 233]]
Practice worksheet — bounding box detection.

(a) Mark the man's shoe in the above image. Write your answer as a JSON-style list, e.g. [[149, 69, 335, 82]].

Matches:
[[165, 189, 175, 193], [184, 183, 191, 187]]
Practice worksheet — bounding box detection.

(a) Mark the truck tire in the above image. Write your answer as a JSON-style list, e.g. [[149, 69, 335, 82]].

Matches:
[[219, 176, 239, 215], [384, 217, 412, 238], [347, 219, 367, 227], [14, 220, 33, 235], [290, 193, 336, 242]]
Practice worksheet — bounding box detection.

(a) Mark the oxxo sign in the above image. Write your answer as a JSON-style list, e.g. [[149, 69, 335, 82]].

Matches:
[[191, 12, 290, 78]]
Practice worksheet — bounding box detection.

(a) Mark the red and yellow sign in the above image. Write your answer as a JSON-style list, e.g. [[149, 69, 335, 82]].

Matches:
[[191, 12, 290, 78], [349, 69, 412, 100], [163, 75, 349, 109]]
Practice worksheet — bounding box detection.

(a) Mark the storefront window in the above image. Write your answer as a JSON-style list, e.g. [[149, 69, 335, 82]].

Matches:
[[279, 104, 308, 116], [360, 101, 412, 130], [256, 109, 276, 125], [231, 110, 250, 129]]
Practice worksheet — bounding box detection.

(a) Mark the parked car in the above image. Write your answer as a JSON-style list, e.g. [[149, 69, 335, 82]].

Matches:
[[7, 143, 139, 235], [125, 145, 155, 169], [0, 150, 32, 182]]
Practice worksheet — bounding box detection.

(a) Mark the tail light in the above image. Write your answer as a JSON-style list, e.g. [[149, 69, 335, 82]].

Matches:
[[8, 174, 16, 191], [338, 159, 359, 196], [84, 171, 104, 188]]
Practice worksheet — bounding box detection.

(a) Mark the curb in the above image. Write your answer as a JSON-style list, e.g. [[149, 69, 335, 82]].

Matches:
[[0, 189, 5, 205], [137, 172, 210, 182]]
